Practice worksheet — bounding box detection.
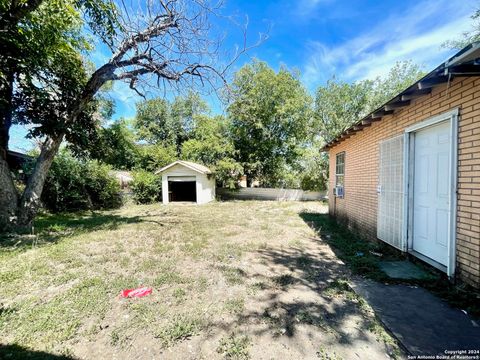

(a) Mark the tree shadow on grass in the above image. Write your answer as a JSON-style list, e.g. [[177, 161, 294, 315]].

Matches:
[[299, 211, 390, 281], [207, 234, 382, 350], [0, 211, 173, 251], [0, 344, 76, 360], [299, 211, 480, 318]]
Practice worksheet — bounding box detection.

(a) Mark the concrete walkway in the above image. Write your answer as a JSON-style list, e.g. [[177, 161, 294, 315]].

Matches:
[[351, 278, 480, 356]]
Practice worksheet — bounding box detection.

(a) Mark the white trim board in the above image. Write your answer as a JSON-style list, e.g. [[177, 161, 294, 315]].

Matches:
[[405, 109, 459, 132], [403, 108, 459, 278]]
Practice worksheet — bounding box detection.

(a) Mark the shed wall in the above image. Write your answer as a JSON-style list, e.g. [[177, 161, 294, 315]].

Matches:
[[328, 77, 480, 287], [196, 174, 216, 205], [161, 164, 215, 204]]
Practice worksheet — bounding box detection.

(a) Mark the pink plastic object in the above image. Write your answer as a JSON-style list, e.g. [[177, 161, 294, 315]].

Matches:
[[121, 287, 152, 298]]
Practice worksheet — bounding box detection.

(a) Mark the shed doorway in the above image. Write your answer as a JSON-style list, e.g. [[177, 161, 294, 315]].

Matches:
[[168, 176, 197, 202], [157, 161, 215, 205]]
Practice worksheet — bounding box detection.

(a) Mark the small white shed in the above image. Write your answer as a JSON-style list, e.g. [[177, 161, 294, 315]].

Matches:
[[155, 160, 215, 205]]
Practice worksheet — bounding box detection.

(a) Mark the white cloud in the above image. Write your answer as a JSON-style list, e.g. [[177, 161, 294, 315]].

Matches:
[[109, 81, 142, 119], [295, 0, 334, 18], [302, 0, 475, 89]]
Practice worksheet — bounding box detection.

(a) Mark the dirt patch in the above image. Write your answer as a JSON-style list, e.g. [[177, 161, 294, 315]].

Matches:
[[0, 201, 401, 359]]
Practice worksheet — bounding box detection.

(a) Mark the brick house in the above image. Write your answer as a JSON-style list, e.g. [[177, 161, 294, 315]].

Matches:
[[323, 43, 480, 288]]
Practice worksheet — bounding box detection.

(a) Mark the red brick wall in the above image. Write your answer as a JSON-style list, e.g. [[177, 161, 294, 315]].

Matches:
[[328, 77, 480, 287]]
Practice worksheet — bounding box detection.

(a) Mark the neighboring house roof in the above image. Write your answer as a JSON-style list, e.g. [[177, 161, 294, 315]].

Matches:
[[6, 150, 33, 170], [7, 150, 33, 161], [322, 42, 480, 151], [155, 160, 212, 175]]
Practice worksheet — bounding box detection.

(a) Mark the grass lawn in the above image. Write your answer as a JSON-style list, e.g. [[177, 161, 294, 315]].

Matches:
[[0, 201, 401, 359]]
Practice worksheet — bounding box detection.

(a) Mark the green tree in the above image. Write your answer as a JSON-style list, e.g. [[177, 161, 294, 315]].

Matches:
[[313, 61, 425, 143], [181, 115, 233, 165], [135, 144, 177, 172], [228, 61, 312, 187], [213, 158, 244, 189], [444, 9, 480, 49], [130, 170, 162, 204], [170, 92, 209, 152], [314, 78, 371, 143], [41, 149, 121, 212], [134, 98, 172, 145], [1, 0, 242, 230], [0, 0, 117, 229], [311, 61, 424, 193], [297, 147, 329, 191], [134, 92, 209, 154], [368, 60, 425, 110], [90, 119, 139, 170], [181, 114, 242, 188]]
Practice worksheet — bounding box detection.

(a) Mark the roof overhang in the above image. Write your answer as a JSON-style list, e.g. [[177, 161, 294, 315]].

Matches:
[[7, 150, 33, 161], [322, 42, 480, 151], [155, 160, 212, 175]]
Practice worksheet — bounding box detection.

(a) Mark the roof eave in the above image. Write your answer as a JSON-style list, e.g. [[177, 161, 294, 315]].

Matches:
[[322, 42, 480, 151], [155, 160, 211, 175]]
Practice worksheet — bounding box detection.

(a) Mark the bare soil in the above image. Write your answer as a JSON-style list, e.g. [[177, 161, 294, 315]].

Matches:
[[0, 201, 401, 359]]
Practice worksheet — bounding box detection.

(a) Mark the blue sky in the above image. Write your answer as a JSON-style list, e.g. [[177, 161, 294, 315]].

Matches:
[[10, 0, 476, 151]]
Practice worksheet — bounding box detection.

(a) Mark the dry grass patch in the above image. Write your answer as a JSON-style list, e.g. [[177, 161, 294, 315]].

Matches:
[[0, 200, 402, 359]]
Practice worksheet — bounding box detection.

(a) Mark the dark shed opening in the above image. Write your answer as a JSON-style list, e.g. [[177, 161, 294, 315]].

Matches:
[[168, 181, 196, 202]]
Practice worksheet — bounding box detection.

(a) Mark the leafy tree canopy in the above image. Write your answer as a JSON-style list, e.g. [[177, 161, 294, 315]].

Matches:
[[89, 118, 138, 170], [181, 115, 234, 165], [314, 78, 371, 143], [367, 60, 426, 110], [228, 60, 312, 186], [134, 92, 209, 153], [314, 60, 425, 142], [1, 0, 119, 143], [443, 9, 480, 49], [181, 115, 242, 188], [135, 144, 177, 172], [134, 98, 171, 145], [0, 0, 119, 229], [1, 0, 242, 229]]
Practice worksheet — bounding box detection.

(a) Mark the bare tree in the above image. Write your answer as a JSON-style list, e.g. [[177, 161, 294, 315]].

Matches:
[[2, 0, 265, 229]]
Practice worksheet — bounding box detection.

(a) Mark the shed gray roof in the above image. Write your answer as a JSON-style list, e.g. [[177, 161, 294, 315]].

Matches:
[[155, 160, 212, 175]]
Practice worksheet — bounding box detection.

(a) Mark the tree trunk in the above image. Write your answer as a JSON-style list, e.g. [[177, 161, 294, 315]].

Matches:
[[0, 69, 19, 232], [16, 134, 64, 229], [10, 67, 111, 230], [6, 56, 113, 231], [0, 156, 19, 232]]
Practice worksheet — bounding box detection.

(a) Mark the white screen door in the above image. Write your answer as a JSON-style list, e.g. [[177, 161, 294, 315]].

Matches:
[[412, 120, 451, 266], [377, 135, 405, 250]]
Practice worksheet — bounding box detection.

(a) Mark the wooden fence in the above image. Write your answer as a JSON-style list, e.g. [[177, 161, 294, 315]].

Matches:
[[217, 187, 327, 201]]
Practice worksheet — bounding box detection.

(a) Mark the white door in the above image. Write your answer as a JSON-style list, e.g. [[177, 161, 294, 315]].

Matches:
[[412, 120, 451, 266]]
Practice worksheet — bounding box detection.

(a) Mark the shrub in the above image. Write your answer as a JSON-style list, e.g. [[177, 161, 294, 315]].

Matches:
[[42, 150, 122, 212], [214, 158, 243, 189], [84, 161, 123, 209], [130, 170, 162, 204]]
